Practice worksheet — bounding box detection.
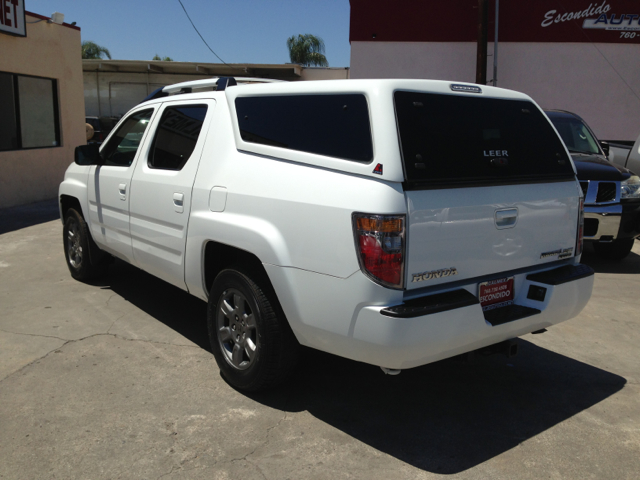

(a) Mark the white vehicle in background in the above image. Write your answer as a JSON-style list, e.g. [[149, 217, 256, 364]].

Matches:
[[59, 77, 594, 391], [607, 134, 640, 178]]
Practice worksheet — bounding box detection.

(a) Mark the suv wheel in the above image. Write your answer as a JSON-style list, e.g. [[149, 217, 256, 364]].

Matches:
[[207, 268, 299, 392], [63, 208, 108, 281], [592, 237, 635, 260]]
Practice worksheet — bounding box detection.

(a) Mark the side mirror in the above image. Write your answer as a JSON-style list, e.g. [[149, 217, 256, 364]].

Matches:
[[600, 141, 610, 158], [74, 144, 102, 165]]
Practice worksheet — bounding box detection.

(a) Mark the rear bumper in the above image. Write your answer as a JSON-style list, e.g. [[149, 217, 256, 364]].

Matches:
[[350, 264, 594, 369], [266, 262, 594, 370]]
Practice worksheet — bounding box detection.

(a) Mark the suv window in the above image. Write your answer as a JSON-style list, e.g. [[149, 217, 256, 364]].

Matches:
[[148, 105, 208, 170], [101, 109, 153, 167], [394, 92, 574, 186], [235, 94, 373, 162]]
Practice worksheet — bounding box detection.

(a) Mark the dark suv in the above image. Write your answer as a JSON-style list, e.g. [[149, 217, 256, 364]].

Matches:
[[546, 110, 640, 259]]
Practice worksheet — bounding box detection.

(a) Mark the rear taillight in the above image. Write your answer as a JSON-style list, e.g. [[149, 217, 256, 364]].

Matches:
[[576, 197, 584, 256], [353, 213, 405, 289]]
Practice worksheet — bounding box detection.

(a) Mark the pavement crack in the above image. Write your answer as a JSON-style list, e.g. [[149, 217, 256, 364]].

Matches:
[[104, 293, 118, 308], [0, 328, 67, 342], [229, 411, 288, 467], [0, 337, 71, 383], [0, 332, 201, 385], [157, 465, 178, 480], [106, 313, 127, 334], [107, 333, 201, 349]]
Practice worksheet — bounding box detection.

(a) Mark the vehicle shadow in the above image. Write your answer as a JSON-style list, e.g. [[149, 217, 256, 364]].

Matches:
[[250, 345, 625, 474], [0, 199, 60, 235], [95, 259, 626, 474], [580, 240, 640, 274], [94, 259, 210, 349]]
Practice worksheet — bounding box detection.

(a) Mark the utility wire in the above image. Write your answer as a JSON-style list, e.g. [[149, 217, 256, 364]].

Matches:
[[177, 0, 228, 65]]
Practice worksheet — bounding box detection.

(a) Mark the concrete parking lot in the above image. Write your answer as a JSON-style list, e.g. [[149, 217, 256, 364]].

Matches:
[[1, 200, 639, 479]]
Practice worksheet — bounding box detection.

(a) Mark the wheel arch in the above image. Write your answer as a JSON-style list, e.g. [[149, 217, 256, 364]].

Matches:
[[202, 241, 301, 342], [203, 241, 269, 295], [59, 194, 84, 221]]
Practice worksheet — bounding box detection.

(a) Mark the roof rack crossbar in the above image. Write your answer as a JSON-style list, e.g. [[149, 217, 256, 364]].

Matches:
[[216, 77, 237, 92], [140, 86, 168, 103]]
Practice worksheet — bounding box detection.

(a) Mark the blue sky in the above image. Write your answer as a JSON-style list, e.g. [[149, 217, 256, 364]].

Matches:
[[26, 0, 352, 67]]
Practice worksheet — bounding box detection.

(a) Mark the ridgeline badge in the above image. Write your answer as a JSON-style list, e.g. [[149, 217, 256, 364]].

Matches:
[[412, 267, 458, 283]]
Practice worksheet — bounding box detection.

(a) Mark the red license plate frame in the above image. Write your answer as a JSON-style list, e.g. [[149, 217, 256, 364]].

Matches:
[[479, 277, 515, 311]]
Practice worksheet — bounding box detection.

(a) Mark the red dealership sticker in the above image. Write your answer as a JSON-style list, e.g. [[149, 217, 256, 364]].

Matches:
[[479, 277, 514, 311]]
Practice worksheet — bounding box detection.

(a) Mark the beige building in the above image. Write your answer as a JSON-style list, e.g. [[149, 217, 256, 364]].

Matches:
[[0, 8, 85, 209], [83, 60, 350, 119]]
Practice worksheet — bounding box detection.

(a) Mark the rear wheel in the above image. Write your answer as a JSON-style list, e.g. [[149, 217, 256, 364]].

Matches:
[[592, 237, 635, 260], [63, 208, 108, 281], [207, 267, 299, 392]]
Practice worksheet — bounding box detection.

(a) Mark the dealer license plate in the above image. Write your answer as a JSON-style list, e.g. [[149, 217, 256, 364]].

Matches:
[[479, 277, 514, 311]]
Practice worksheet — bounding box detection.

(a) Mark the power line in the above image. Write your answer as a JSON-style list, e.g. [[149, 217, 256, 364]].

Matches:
[[177, 0, 228, 65]]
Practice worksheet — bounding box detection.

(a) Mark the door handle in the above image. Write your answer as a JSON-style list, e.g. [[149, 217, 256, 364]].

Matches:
[[173, 193, 184, 213], [118, 183, 127, 200]]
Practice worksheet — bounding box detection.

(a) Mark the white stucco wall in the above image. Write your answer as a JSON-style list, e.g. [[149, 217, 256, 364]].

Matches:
[[299, 67, 350, 81], [350, 41, 640, 140]]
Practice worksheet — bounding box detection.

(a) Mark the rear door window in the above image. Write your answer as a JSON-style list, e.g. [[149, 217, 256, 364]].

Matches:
[[235, 94, 373, 162], [394, 91, 574, 186], [148, 105, 208, 170]]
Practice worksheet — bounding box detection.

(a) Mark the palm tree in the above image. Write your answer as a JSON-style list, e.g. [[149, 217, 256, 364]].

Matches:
[[286, 34, 328, 67], [152, 54, 174, 61], [81, 41, 111, 60]]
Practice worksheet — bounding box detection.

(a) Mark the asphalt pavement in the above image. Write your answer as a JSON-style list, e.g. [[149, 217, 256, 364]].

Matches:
[[1, 199, 639, 479]]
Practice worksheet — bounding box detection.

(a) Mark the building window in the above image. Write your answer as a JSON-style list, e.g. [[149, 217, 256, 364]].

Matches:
[[0, 72, 60, 152]]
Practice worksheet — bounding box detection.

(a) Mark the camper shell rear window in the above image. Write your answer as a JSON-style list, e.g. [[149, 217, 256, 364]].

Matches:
[[235, 94, 373, 162], [394, 91, 574, 186]]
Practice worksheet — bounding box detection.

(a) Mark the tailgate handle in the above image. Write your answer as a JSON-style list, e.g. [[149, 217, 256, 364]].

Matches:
[[495, 208, 518, 229]]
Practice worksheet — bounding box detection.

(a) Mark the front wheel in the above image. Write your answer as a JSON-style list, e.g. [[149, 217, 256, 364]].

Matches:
[[207, 268, 299, 392], [63, 208, 108, 281], [592, 237, 635, 260]]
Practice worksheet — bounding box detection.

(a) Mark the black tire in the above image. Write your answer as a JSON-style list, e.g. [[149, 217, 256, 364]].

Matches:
[[207, 267, 299, 392], [592, 238, 635, 261], [62, 208, 108, 281]]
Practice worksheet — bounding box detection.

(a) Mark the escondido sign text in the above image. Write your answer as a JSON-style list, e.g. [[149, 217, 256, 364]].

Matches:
[[541, 1, 611, 27]]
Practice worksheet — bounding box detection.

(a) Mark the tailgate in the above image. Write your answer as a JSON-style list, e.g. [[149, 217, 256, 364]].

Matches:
[[394, 89, 580, 289], [405, 181, 579, 289]]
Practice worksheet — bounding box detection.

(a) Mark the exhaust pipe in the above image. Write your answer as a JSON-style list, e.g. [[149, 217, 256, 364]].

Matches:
[[380, 367, 401, 375]]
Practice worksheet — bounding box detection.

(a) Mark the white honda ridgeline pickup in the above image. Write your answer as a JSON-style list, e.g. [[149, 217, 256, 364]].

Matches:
[[59, 78, 594, 391]]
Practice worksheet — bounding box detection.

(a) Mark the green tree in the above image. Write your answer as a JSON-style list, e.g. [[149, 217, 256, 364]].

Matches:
[[152, 54, 174, 61], [81, 41, 111, 60], [286, 34, 328, 67]]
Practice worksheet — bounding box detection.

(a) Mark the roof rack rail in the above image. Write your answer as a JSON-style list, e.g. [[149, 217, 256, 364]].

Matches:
[[140, 76, 285, 103], [164, 76, 283, 94]]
